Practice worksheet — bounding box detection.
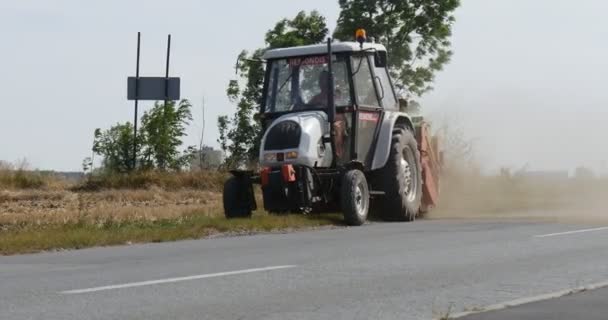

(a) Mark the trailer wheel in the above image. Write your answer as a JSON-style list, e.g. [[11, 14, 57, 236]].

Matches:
[[341, 169, 369, 226], [377, 127, 422, 221], [223, 176, 253, 219]]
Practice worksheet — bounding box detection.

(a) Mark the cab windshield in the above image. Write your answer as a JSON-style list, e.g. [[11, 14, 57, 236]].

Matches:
[[264, 55, 352, 113]]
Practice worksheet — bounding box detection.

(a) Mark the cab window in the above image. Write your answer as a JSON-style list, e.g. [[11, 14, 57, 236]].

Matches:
[[374, 66, 397, 110], [264, 55, 352, 113], [352, 56, 380, 108]]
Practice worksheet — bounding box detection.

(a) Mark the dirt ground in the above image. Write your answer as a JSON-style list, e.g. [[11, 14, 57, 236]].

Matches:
[[0, 188, 223, 231]]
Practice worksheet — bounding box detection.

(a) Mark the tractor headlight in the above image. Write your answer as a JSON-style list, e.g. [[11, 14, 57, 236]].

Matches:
[[286, 151, 298, 159], [317, 140, 326, 157], [264, 153, 276, 162]]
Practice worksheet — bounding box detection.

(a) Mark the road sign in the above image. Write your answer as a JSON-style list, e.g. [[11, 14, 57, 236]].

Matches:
[[127, 77, 180, 101]]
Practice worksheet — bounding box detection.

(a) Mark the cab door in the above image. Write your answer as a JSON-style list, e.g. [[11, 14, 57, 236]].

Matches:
[[351, 54, 383, 167]]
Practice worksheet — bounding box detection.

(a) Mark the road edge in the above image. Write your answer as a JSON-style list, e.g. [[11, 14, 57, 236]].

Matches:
[[437, 280, 608, 319]]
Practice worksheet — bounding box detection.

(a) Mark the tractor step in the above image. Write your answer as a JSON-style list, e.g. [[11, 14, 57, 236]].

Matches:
[[369, 190, 385, 196]]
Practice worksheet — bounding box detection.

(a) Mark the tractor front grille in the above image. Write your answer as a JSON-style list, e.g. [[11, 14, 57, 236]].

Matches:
[[264, 120, 301, 150]]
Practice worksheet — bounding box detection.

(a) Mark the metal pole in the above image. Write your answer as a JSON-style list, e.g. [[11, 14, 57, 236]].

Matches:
[[327, 38, 337, 167], [133, 32, 141, 171], [156, 34, 171, 170], [164, 34, 171, 103]]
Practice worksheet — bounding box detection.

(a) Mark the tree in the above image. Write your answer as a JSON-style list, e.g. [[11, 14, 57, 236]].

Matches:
[[92, 99, 194, 173], [140, 100, 194, 171], [218, 11, 328, 168], [92, 122, 138, 173], [334, 0, 460, 97]]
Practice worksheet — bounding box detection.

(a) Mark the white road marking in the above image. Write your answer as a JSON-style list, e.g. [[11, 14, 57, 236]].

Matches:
[[59, 265, 296, 294], [534, 226, 608, 238], [441, 280, 608, 319]]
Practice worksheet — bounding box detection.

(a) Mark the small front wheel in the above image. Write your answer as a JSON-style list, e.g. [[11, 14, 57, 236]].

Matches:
[[223, 176, 253, 219], [341, 170, 370, 226]]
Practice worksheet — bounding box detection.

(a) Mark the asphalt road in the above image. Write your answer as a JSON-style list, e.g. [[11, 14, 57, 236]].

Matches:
[[461, 286, 608, 320], [2, 218, 608, 320]]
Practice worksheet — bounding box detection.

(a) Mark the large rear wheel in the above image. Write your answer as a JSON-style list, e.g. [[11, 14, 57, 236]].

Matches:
[[376, 127, 422, 221]]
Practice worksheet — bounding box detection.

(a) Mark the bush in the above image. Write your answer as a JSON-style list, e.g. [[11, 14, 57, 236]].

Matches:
[[77, 170, 228, 192], [0, 168, 64, 190]]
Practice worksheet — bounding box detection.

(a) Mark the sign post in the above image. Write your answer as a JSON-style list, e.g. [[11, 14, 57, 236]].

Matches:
[[133, 32, 141, 170], [128, 33, 181, 171], [165, 34, 171, 107]]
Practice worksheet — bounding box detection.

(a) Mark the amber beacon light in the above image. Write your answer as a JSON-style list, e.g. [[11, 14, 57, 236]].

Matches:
[[355, 28, 367, 48]]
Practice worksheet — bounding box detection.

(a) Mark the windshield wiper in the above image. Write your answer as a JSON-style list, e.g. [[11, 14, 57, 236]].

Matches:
[[352, 56, 365, 76], [276, 59, 303, 95]]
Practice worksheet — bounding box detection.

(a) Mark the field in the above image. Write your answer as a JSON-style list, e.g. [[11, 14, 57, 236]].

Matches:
[[0, 169, 341, 255], [1, 165, 606, 255]]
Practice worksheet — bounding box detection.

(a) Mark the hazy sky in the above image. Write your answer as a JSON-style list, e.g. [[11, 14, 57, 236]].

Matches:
[[1, 0, 607, 173]]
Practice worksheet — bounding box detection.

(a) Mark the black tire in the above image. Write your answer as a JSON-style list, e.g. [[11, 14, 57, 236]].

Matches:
[[341, 169, 370, 226], [223, 177, 253, 219], [376, 127, 422, 221]]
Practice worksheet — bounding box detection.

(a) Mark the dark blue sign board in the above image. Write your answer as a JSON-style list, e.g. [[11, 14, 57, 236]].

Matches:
[[128, 77, 180, 101]]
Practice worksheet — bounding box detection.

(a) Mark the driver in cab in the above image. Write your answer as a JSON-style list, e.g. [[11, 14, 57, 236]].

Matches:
[[308, 70, 347, 158]]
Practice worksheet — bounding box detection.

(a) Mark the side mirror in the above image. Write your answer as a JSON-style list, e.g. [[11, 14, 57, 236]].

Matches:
[[374, 51, 387, 68], [398, 98, 408, 112]]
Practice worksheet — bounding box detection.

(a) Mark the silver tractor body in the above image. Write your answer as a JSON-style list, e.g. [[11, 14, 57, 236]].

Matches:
[[259, 111, 332, 168]]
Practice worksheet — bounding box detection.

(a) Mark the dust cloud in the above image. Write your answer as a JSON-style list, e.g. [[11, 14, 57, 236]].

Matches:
[[422, 111, 608, 224], [415, 0, 608, 224]]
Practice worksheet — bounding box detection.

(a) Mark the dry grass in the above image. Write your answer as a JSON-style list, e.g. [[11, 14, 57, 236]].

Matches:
[[0, 169, 70, 190], [0, 160, 72, 190], [0, 186, 342, 255], [0, 177, 342, 255], [78, 170, 228, 191], [0, 188, 224, 232], [0, 169, 233, 236], [0, 162, 227, 192]]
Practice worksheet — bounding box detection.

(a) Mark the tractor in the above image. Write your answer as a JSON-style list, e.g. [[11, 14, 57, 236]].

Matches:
[[223, 30, 441, 226]]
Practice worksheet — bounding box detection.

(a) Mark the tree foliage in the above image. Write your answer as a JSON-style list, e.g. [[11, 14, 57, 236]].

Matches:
[[334, 0, 460, 97], [265, 11, 329, 49], [93, 100, 194, 173], [218, 11, 328, 168], [93, 122, 138, 173], [140, 100, 194, 170]]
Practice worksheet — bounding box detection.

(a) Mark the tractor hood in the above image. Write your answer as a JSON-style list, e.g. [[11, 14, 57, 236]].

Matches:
[[259, 111, 332, 168]]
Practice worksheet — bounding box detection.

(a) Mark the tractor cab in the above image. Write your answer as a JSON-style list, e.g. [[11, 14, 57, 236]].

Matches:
[[260, 41, 397, 168]]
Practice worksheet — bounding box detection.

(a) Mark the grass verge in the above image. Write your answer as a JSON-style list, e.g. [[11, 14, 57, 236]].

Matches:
[[0, 212, 343, 255], [76, 170, 228, 191], [0, 169, 69, 190]]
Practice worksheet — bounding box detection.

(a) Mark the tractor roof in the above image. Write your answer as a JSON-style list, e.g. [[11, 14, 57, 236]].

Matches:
[[263, 41, 387, 60]]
